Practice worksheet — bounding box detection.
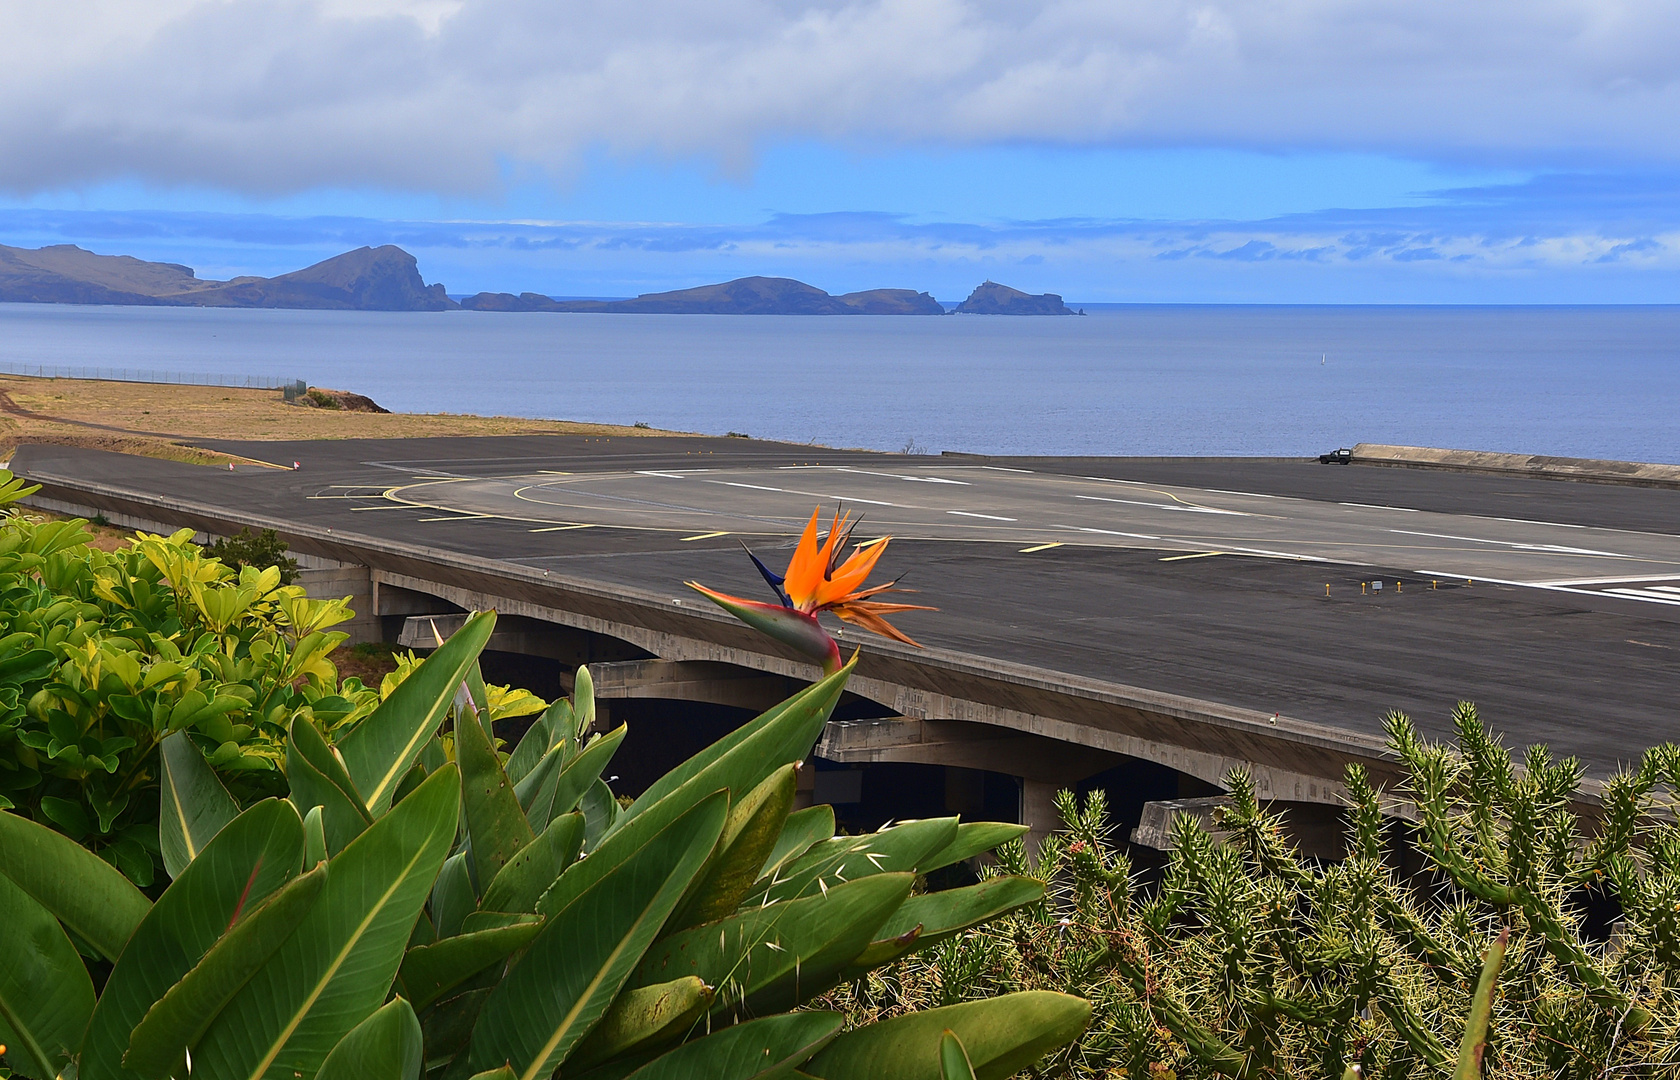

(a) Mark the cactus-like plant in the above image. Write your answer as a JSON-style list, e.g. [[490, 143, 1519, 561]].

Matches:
[[0, 610, 1089, 1080], [841, 705, 1680, 1078]]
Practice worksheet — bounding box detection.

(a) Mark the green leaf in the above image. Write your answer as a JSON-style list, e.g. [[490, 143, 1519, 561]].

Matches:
[[121, 865, 327, 1079], [0, 808, 151, 961], [565, 976, 713, 1072], [800, 992, 1092, 1080], [421, 988, 491, 1067], [304, 805, 327, 869], [188, 764, 462, 1080], [759, 804, 834, 881], [0, 870, 95, 1080], [468, 1069, 516, 1080], [530, 724, 626, 833], [940, 1030, 977, 1080], [581, 777, 621, 850], [844, 876, 1047, 976], [666, 763, 796, 933], [618, 1011, 845, 1080], [158, 730, 241, 879], [431, 851, 475, 939], [506, 704, 556, 787], [456, 690, 535, 889], [617, 663, 850, 831], [539, 670, 849, 925], [316, 997, 423, 1080], [81, 799, 307, 1080], [754, 817, 958, 905], [481, 812, 584, 916], [287, 715, 374, 856], [630, 873, 913, 1022], [400, 920, 545, 1011], [918, 823, 1030, 876], [338, 611, 495, 814], [467, 791, 729, 1080]]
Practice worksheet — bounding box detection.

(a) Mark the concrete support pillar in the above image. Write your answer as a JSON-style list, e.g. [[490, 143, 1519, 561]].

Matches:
[[1021, 779, 1061, 856], [298, 564, 378, 644]]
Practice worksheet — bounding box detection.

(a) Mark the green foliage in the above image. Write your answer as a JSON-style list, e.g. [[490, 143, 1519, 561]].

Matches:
[[0, 611, 1085, 1080], [843, 705, 1680, 1078], [0, 498, 378, 888], [204, 527, 301, 586]]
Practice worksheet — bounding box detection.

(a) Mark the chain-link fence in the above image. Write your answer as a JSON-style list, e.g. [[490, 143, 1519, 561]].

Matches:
[[0, 364, 306, 399]]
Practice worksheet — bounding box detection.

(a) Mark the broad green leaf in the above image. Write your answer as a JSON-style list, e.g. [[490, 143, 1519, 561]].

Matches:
[[759, 804, 834, 881], [481, 813, 584, 915], [0, 808, 151, 961], [158, 730, 240, 879], [431, 851, 475, 938], [630, 873, 913, 1022], [539, 669, 848, 924], [287, 715, 373, 856], [339, 611, 495, 814], [618, 1011, 845, 1080], [667, 763, 796, 933], [421, 988, 491, 1067], [467, 792, 729, 1080], [846, 876, 1047, 975], [316, 997, 422, 1080], [565, 976, 713, 1071], [754, 818, 958, 905], [581, 777, 621, 850], [457, 693, 535, 888], [469, 1069, 516, 1080], [461, 911, 543, 933], [506, 701, 559, 786], [82, 800, 306, 1080], [800, 992, 1092, 1080], [513, 744, 563, 819], [304, 806, 327, 869], [918, 823, 1030, 876], [399, 921, 545, 1011], [122, 865, 327, 1080], [572, 664, 595, 747], [189, 764, 461, 1080], [617, 663, 850, 830], [940, 1030, 977, 1080], [529, 724, 626, 833], [0, 871, 94, 1080]]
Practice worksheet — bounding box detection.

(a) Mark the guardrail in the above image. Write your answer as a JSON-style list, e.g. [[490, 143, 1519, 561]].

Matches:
[[0, 364, 307, 399]]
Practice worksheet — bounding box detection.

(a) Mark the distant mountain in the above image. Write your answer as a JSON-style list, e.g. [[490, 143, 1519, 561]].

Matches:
[[954, 281, 1076, 315], [0, 244, 456, 311], [459, 276, 946, 315]]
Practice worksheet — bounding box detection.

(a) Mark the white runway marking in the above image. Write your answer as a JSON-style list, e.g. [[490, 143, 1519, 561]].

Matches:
[[1340, 502, 1418, 512], [948, 511, 1016, 521], [1072, 527, 1160, 540], [832, 468, 969, 485], [1390, 529, 1629, 558], [710, 481, 784, 492], [635, 471, 688, 479], [1075, 494, 1246, 516]]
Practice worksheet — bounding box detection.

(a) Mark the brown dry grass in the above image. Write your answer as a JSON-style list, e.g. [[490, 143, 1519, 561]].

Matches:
[[0, 374, 690, 466]]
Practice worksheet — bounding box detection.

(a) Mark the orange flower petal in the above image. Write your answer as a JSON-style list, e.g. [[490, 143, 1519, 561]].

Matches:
[[781, 507, 825, 609]]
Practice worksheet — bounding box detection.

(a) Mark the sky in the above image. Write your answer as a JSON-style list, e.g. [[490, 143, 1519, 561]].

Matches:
[[3, 0, 1680, 303]]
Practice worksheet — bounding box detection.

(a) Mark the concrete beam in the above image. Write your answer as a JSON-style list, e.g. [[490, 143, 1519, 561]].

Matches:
[[816, 716, 1120, 784], [396, 612, 649, 669], [588, 659, 802, 711]]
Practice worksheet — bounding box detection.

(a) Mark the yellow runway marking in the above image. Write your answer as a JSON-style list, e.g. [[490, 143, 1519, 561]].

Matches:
[[1160, 551, 1228, 562], [529, 524, 597, 533], [1019, 542, 1063, 553], [538, 470, 572, 475], [681, 531, 730, 541], [352, 504, 425, 511]]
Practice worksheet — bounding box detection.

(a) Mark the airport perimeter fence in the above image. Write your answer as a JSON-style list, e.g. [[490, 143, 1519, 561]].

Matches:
[[0, 364, 308, 400]]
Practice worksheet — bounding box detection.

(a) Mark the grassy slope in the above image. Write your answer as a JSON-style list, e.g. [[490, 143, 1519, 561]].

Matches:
[[0, 375, 688, 466]]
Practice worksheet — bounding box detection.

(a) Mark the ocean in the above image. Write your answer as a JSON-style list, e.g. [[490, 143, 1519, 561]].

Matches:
[[0, 302, 1676, 460]]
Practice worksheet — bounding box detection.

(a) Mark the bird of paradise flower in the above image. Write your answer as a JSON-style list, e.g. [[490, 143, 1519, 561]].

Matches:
[[686, 507, 935, 675]]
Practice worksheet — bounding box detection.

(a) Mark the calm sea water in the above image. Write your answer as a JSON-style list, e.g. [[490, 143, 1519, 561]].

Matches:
[[0, 303, 1676, 460]]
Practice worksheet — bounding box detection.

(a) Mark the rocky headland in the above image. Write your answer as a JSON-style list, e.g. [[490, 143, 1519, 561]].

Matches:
[[953, 281, 1077, 315], [459, 276, 945, 315]]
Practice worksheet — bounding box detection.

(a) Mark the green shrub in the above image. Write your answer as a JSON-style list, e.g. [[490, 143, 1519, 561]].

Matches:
[[841, 707, 1680, 1078], [0, 611, 1088, 1080], [204, 526, 300, 585]]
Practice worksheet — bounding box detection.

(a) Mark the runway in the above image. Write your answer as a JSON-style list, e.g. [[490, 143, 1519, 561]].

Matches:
[[364, 462, 1680, 602]]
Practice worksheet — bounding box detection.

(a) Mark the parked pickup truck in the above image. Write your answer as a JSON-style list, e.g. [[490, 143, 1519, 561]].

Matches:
[[1319, 447, 1353, 464]]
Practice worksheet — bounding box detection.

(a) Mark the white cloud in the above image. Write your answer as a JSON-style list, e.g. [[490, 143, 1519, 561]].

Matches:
[[4, 0, 1680, 196]]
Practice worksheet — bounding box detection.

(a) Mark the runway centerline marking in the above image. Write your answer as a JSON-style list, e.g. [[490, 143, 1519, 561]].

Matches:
[[1160, 551, 1228, 561], [1390, 529, 1630, 558], [979, 466, 1033, 473], [830, 468, 969, 485], [1340, 502, 1419, 512], [1070, 527, 1161, 540], [708, 481, 785, 492], [635, 471, 688, 479], [948, 511, 1016, 521]]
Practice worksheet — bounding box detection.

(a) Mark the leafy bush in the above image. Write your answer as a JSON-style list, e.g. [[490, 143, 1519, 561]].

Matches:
[[841, 706, 1680, 1078], [0, 611, 1088, 1080], [203, 526, 300, 585]]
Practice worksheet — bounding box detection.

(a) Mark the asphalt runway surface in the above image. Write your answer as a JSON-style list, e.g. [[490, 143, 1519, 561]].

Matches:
[[19, 434, 1680, 775]]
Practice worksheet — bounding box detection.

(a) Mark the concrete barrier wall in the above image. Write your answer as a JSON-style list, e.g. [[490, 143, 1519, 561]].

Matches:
[[1352, 443, 1680, 489]]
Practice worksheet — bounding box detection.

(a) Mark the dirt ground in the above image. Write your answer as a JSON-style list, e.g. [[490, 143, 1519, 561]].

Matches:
[[0, 375, 688, 466]]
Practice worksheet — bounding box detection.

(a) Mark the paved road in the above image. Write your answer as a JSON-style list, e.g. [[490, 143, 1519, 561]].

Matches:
[[16, 434, 1680, 775]]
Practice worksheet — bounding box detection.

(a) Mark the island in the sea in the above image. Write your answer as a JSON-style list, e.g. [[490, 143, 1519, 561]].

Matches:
[[0, 242, 1078, 315]]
